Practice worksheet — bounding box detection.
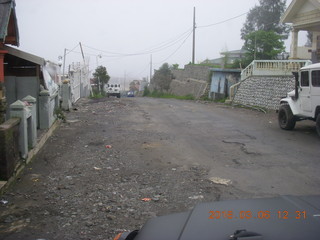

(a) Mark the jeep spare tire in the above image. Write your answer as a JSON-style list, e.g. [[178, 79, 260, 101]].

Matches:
[[278, 104, 296, 130]]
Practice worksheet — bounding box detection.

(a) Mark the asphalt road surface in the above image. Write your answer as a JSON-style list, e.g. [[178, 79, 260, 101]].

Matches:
[[0, 97, 319, 240], [132, 97, 320, 197]]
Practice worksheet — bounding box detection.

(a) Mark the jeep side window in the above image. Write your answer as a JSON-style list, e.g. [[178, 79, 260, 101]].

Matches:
[[311, 70, 320, 87], [300, 71, 309, 87]]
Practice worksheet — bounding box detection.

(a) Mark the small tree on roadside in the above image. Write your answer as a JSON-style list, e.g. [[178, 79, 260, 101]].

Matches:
[[93, 66, 110, 94]]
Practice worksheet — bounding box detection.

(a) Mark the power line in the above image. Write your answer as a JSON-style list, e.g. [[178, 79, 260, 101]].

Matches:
[[197, 12, 248, 29], [65, 43, 80, 55], [155, 30, 193, 64], [81, 28, 193, 58]]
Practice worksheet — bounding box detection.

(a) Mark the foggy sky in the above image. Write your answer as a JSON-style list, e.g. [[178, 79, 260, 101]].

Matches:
[[14, 0, 306, 80]]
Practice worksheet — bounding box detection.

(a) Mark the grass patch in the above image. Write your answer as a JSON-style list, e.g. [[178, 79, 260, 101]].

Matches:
[[214, 97, 227, 103], [90, 90, 106, 99]]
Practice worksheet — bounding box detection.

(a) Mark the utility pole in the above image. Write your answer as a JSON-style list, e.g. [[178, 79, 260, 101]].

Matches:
[[192, 7, 196, 64], [79, 42, 85, 65], [62, 48, 67, 80], [150, 54, 152, 83], [124, 71, 126, 92]]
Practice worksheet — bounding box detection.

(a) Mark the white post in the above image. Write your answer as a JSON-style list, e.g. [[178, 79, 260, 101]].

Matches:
[[291, 29, 299, 59]]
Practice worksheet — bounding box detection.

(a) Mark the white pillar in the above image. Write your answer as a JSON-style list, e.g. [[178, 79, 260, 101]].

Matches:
[[290, 29, 299, 59]]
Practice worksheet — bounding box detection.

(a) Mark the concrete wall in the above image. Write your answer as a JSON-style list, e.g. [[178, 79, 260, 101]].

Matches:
[[169, 78, 208, 98], [172, 65, 210, 82], [4, 76, 39, 106], [5, 76, 40, 126], [0, 118, 20, 180], [233, 75, 295, 110], [169, 65, 211, 98]]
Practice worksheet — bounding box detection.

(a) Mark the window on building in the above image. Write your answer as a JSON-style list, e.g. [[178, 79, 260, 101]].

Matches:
[[312, 70, 320, 87], [300, 71, 309, 87]]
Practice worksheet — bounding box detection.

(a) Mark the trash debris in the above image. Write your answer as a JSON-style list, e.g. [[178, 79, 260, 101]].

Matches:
[[208, 177, 232, 186], [66, 176, 73, 180], [141, 198, 152, 202], [94, 167, 102, 170], [171, 168, 177, 171], [0, 200, 8, 205], [105, 145, 112, 149], [32, 178, 39, 182], [188, 195, 204, 200], [66, 119, 80, 123]]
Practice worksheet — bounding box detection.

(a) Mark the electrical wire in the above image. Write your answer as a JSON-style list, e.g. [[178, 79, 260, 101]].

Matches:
[[197, 12, 248, 28], [155, 30, 193, 64], [65, 43, 80, 55], [81, 28, 193, 58]]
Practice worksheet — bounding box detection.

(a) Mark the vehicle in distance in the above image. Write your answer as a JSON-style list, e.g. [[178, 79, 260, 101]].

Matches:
[[106, 83, 121, 98], [278, 62, 320, 136], [114, 195, 320, 240], [127, 91, 135, 97]]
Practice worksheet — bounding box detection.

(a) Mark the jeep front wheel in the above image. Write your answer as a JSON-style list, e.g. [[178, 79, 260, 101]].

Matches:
[[278, 104, 296, 130], [316, 114, 320, 137]]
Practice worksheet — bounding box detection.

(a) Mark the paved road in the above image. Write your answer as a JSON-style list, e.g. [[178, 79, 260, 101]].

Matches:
[[132, 97, 320, 197]]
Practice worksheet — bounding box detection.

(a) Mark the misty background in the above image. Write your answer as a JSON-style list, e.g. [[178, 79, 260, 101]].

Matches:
[[14, 0, 307, 83]]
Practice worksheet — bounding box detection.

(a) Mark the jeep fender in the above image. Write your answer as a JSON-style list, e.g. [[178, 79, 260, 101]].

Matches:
[[280, 97, 300, 115]]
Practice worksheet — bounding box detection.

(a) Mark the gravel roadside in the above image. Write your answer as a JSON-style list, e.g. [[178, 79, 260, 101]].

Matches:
[[0, 97, 236, 240]]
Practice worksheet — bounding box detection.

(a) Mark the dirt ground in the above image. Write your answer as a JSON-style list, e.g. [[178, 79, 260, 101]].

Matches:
[[0, 98, 232, 240], [0, 97, 319, 240]]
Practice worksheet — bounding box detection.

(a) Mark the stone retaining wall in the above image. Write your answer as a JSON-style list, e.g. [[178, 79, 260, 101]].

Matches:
[[172, 65, 210, 82], [169, 65, 210, 98], [233, 75, 295, 110], [169, 78, 208, 99]]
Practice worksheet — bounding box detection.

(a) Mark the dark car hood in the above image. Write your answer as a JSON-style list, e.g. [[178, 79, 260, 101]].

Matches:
[[134, 195, 320, 240]]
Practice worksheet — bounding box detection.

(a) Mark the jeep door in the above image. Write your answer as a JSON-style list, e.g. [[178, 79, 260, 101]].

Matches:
[[299, 70, 312, 113]]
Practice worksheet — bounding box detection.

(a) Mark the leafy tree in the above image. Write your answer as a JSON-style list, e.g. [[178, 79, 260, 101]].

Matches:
[[170, 64, 179, 70], [93, 66, 110, 93], [244, 30, 285, 62], [241, 0, 289, 63], [241, 0, 290, 41], [152, 63, 172, 92]]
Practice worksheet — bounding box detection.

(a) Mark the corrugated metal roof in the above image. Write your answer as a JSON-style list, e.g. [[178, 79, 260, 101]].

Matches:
[[4, 45, 45, 66], [0, 0, 19, 46]]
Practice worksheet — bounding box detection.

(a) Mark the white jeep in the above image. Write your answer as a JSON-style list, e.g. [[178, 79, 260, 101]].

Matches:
[[278, 63, 320, 136], [106, 83, 121, 98]]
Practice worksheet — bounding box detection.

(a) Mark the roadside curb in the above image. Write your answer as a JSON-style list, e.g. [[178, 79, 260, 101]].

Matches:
[[0, 120, 60, 196]]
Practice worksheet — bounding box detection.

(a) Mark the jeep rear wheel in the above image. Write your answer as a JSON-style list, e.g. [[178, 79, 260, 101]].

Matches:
[[278, 104, 296, 130], [316, 114, 320, 137]]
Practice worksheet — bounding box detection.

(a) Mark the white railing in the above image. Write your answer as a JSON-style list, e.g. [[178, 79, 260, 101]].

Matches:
[[241, 60, 312, 80]]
